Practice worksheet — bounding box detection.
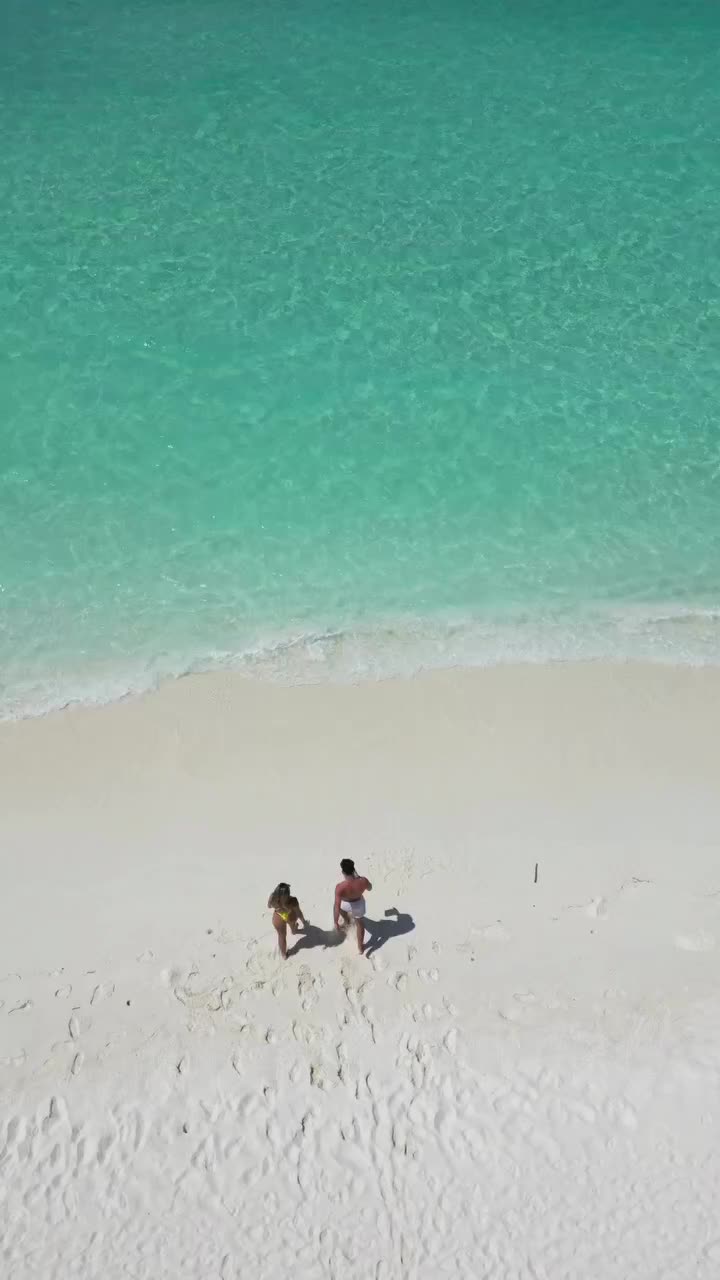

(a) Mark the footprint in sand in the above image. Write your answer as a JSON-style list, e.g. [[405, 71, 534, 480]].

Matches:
[[498, 991, 542, 1025], [91, 981, 115, 1005], [55, 986, 72, 999], [297, 965, 321, 1012], [340, 972, 359, 1010], [9, 999, 32, 1014], [444, 1028, 458, 1055], [335, 1042, 349, 1082], [309, 1063, 329, 1091]]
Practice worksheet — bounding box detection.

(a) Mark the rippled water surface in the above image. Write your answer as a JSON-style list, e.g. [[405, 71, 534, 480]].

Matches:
[[2, 0, 719, 714]]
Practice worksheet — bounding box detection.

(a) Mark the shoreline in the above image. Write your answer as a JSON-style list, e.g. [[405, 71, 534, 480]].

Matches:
[[4, 596, 720, 723]]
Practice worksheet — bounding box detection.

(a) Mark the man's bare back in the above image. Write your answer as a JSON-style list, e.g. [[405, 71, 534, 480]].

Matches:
[[333, 859, 372, 953], [335, 873, 371, 904]]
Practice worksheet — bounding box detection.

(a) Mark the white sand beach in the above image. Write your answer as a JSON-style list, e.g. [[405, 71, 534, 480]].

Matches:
[[2, 663, 720, 1279]]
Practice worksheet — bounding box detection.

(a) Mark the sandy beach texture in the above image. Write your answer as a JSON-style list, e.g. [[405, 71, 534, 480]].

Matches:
[[2, 663, 720, 1279]]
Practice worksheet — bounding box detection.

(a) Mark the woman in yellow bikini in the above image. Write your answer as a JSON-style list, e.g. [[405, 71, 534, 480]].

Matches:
[[267, 882, 306, 959]]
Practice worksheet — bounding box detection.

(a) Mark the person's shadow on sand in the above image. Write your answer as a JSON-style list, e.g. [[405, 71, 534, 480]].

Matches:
[[286, 909, 414, 959], [363, 907, 415, 958], [286, 922, 345, 958]]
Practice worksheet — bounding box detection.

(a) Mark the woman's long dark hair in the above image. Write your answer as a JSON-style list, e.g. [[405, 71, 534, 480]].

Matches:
[[340, 859, 357, 877], [268, 882, 294, 910]]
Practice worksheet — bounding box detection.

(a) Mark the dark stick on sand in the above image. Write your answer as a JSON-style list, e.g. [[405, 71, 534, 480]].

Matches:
[[534, 862, 538, 885]]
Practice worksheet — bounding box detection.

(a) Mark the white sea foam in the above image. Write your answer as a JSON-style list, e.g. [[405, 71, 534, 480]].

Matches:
[[2, 603, 720, 721]]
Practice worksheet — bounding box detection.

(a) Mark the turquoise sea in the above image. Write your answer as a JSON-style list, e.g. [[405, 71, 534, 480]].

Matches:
[[2, 0, 719, 717]]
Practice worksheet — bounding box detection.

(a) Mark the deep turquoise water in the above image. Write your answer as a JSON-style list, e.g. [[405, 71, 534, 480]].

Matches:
[[2, 0, 720, 716]]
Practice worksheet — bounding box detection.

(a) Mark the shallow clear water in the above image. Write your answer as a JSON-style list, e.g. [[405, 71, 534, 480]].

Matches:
[[2, 0, 720, 715]]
